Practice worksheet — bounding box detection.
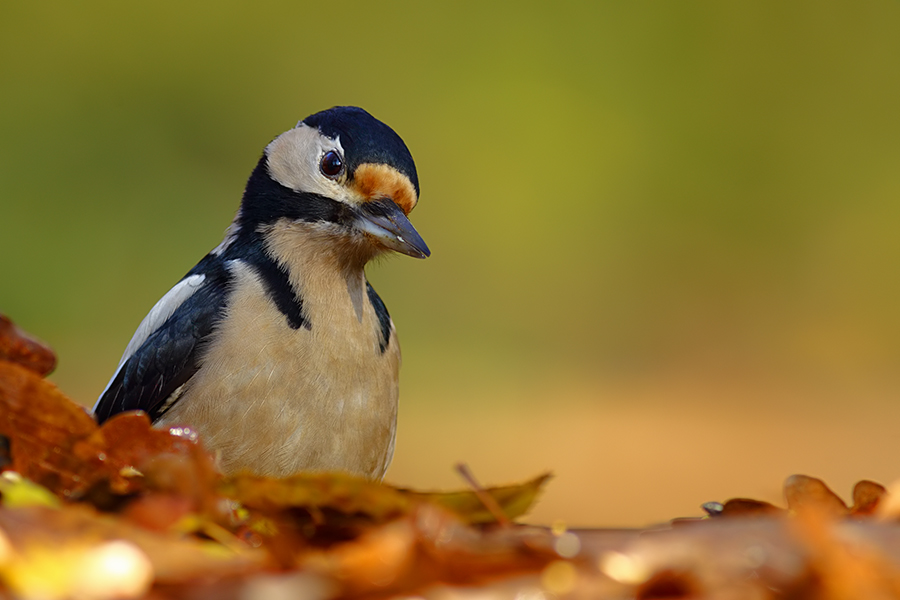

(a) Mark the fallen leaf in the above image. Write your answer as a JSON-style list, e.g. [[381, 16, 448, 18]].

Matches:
[[0, 357, 223, 523], [784, 474, 848, 518], [790, 509, 900, 600], [0, 503, 266, 587], [407, 472, 552, 525], [222, 471, 551, 528], [0, 472, 60, 509], [852, 480, 888, 517], [302, 503, 557, 598], [0, 360, 99, 497], [0, 315, 56, 376], [221, 472, 413, 522], [718, 498, 785, 518]]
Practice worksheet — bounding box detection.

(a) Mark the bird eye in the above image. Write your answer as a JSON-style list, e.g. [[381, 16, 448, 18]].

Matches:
[[320, 150, 344, 178]]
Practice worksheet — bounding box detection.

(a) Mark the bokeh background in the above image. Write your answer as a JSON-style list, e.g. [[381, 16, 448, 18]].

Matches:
[[3, 1, 900, 526]]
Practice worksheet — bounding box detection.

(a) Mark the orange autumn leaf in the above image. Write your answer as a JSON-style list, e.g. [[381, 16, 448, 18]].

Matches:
[[0, 314, 56, 376], [783, 474, 849, 519], [0, 330, 218, 509]]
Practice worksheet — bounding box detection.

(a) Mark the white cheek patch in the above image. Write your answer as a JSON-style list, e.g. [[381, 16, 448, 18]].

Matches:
[[265, 125, 362, 203]]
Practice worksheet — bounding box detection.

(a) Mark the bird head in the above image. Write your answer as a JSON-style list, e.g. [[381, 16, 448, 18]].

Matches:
[[238, 106, 429, 261]]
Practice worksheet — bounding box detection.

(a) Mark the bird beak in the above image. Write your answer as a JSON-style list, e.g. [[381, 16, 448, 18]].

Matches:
[[355, 199, 430, 258]]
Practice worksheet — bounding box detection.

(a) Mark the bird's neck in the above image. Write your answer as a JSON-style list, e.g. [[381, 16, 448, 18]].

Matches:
[[258, 219, 375, 322]]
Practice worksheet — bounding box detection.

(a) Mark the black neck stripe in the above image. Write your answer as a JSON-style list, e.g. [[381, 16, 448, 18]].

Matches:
[[218, 231, 309, 331], [249, 253, 309, 331]]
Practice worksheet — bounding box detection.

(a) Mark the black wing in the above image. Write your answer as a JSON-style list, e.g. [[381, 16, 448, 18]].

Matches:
[[93, 255, 232, 424]]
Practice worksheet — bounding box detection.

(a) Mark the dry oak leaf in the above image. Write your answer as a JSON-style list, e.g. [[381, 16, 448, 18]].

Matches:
[[0, 314, 56, 376], [0, 360, 99, 497], [0, 350, 219, 497]]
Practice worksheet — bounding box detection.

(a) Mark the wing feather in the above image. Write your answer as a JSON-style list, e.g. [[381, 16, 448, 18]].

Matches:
[[93, 255, 232, 423]]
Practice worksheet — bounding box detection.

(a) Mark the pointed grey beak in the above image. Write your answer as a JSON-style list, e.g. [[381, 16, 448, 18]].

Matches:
[[355, 199, 430, 259]]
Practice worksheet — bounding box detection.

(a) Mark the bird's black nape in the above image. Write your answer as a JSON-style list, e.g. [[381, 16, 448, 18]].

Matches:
[[303, 106, 419, 196]]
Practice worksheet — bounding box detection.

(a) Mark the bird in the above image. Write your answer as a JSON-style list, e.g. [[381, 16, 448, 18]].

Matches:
[[92, 106, 429, 480]]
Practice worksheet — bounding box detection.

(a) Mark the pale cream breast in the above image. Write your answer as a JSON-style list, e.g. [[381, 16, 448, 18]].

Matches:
[[156, 227, 400, 479]]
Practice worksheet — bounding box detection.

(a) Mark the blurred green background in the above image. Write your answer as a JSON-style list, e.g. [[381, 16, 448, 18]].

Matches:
[[3, 1, 900, 526]]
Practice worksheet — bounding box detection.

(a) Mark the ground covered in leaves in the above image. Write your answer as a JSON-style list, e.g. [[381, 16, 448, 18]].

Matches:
[[3, 312, 900, 599]]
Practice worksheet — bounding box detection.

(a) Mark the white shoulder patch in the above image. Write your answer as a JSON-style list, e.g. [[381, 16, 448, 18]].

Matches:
[[93, 274, 206, 412]]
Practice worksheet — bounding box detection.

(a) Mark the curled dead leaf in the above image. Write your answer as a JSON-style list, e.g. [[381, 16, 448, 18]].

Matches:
[[221, 471, 551, 528]]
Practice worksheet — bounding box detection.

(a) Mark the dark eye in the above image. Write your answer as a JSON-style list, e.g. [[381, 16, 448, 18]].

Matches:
[[320, 150, 344, 177]]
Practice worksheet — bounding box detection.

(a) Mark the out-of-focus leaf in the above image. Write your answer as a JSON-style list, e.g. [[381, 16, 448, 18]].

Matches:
[[851, 480, 887, 516], [220, 473, 420, 566], [219, 472, 551, 568], [784, 474, 848, 518], [718, 498, 785, 518], [0, 504, 266, 586], [0, 361, 99, 497], [0, 314, 56, 376], [0, 472, 60, 509], [222, 472, 551, 527], [301, 508, 419, 595], [221, 472, 413, 521], [790, 505, 900, 599], [0, 357, 222, 521], [635, 569, 700, 600], [120, 493, 198, 532], [2, 539, 154, 600], [79, 413, 221, 502], [407, 472, 552, 524], [710, 477, 892, 523], [877, 480, 900, 522], [708, 476, 855, 522], [301, 503, 557, 598]]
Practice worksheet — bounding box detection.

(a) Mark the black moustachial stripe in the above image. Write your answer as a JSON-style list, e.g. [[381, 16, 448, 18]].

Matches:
[[238, 156, 355, 229], [366, 282, 392, 353]]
